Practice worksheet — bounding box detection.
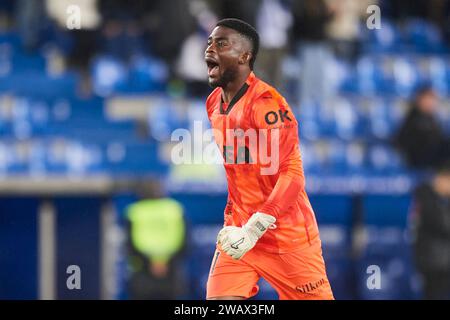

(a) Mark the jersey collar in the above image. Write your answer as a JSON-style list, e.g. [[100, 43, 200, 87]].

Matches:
[[220, 72, 256, 115]]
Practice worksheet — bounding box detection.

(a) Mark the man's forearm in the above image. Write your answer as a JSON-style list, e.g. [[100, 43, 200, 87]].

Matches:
[[259, 168, 304, 218]]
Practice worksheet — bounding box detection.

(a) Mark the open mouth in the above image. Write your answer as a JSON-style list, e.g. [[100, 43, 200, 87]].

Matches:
[[206, 58, 219, 77]]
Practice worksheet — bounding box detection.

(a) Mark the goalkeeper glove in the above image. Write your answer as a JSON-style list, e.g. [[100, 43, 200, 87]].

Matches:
[[217, 212, 276, 260]]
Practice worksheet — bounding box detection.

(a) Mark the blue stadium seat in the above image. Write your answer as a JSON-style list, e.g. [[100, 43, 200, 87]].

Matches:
[[11, 52, 46, 73], [91, 55, 128, 97], [366, 98, 403, 140], [0, 32, 21, 52], [0, 71, 78, 98], [300, 140, 327, 174], [326, 141, 350, 174], [49, 96, 105, 122], [334, 97, 367, 140], [425, 57, 449, 96], [103, 141, 168, 177], [367, 144, 406, 174], [44, 139, 104, 175], [332, 60, 354, 96], [92, 54, 169, 96], [42, 119, 138, 143], [355, 56, 393, 96], [403, 19, 447, 54], [303, 140, 367, 175], [128, 55, 168, 93], [391, 56, 421, 97], [361, 20, 403, 54], [4, 141, 30, 174], [147, 96, 190, 141]]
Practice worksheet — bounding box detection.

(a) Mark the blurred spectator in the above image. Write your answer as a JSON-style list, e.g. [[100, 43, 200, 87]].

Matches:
[[16, 0, 49, 51], [97, 0, 153, 61], [255, 0, 292, 89], [394, 85, 450, 170], [207, 0, 261, 26], [46, 0, 101, 70], [175, 2, 217, 98], [125, 180, 187, 300], [412, 163, 450, 299], [325, 0, 374, 61], [139, 0, 196, 67], [291, 0, 334, 105], [176, 44, 208, 96], [46, 0, 101, 30], [0, 0, 14, 21]]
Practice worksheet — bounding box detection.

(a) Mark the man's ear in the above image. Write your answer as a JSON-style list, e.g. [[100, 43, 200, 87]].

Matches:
[[239, 51, 252, 65]]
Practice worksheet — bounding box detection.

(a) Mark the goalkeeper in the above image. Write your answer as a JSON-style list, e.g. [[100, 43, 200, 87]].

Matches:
[[204, 18, 334, 300]]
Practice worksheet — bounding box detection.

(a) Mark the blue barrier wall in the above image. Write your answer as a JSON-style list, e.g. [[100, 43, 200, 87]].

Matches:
[[0, 197, 39, 299]]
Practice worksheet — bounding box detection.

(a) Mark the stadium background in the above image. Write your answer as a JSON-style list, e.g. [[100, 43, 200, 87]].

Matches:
[[0, 0, 449, 299]]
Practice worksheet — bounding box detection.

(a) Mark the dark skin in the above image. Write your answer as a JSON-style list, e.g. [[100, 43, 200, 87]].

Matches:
[[205, 26, 253, 104], [204, 25, 253, 301]]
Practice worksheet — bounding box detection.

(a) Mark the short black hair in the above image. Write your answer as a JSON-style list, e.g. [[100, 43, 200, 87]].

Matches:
[[216, 18, 259, 70]]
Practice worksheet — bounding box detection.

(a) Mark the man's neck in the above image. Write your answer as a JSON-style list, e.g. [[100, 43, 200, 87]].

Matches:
[[222, 70, 251, 103]]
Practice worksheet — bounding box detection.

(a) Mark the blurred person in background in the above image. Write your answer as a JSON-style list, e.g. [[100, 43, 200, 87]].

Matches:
[[0, 0, 14, 27], [98, 17, 146, 61], [98, 0, 158, 60], [175, 1, 217, 98], [206, 0, 261, 27], [291, 0, 334, 105], [100, 0, 196, 69], [324, 0, 375, 62], [412, 162, 450, 299], [141, 0, 196, 68], [15, 0, 49, 51], [394, 84, 450, 170], [46, 0, 102, 97], [46, 0, 101, 68], [255, 0, 292, 89], [125, 180, 187, 300]]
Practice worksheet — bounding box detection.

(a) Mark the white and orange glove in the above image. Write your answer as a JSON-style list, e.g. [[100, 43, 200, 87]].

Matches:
[[217, 212, 276, 260]]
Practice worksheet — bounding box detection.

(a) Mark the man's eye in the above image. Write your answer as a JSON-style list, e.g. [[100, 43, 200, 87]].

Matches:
[[217, 41, 225, 47]]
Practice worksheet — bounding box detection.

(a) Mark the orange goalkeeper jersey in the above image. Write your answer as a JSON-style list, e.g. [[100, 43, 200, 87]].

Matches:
[[206, 72, 321, 253]]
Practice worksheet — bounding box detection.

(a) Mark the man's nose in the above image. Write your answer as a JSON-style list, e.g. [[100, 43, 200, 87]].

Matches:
[[205, 43, 215, 54]]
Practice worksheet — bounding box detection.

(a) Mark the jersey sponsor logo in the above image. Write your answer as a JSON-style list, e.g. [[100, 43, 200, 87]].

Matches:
[[264, 109, 292, 125], [223, 145, 253, 164], [295, 278, 326, 294]]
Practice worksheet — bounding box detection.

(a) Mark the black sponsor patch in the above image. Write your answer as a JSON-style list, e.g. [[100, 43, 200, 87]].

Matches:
[[264, 109, 292, 125]]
